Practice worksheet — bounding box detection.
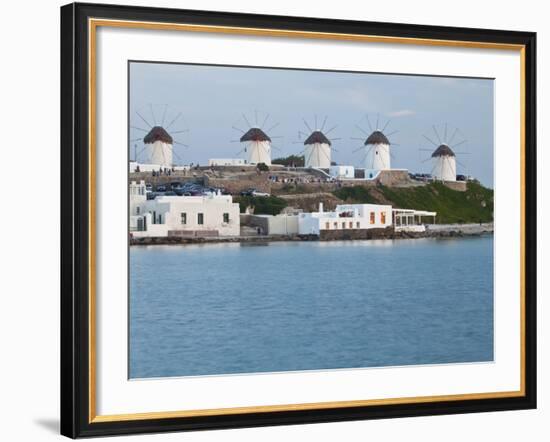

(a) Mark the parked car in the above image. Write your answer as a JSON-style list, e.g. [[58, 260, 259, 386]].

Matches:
[[156, 185, 167, 192], [251, 190, 270, 197], [456, 174, 467, 181], [240, 188, 255, 196], [145, 183, 153, 193]]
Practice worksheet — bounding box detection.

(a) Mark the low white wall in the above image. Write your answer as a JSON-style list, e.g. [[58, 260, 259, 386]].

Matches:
[[268, 215, 299, 235]]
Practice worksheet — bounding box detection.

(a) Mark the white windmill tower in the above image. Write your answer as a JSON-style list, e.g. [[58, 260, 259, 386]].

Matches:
[[130, 104, 189, 168], [298, 116, 339, 169], [352, 114, 398, 176], [233, 111, 281, 166], [143, 126, 173, 167], [240, 127, 272, 165], [364, 131, 391, 170], [431, 144, 457, 181], [420, 124, 468, 182]]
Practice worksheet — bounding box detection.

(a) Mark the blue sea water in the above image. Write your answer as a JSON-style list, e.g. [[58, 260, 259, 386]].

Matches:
[[129, 236, 494, 378]]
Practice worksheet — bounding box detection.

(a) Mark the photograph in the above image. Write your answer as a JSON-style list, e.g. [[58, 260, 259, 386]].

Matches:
[[57, 3, 537, 437], [128, 61, 495, 379]]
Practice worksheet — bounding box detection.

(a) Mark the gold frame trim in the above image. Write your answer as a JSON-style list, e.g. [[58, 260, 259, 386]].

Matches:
[[88, 18, 527, 424]]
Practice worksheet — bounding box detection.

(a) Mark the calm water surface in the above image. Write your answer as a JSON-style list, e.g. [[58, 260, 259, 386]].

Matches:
[[130, 236, 493, 378]]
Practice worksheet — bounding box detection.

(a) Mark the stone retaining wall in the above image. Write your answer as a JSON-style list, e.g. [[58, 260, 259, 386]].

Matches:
[[441, 180, 468, 191], [320, 227, 394, 241]]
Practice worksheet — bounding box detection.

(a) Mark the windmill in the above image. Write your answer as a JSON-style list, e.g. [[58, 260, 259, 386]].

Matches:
[[419, 123, 469, 182], [295, 116, 340, 169], [351, 113, 398, 173], [129, 104, 189, 167], [231, 110, 282, 165]]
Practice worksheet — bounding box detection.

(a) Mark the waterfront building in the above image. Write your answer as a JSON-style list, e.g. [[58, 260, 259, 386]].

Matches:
[[431, 144, 457, 182], [129, 181, 240, 237], [298, 202, 393, 235], [392, 209, 437, 233]]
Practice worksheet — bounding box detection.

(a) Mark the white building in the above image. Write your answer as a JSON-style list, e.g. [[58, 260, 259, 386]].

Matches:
[[431, 144, 457, 182], [393, 209, 437, 232], [240, 127, 272, 165], [129, 181, 240, 237], [298, 202, 392, 235], [304, 130, 332, 168], [144, 126, 173, 167], [364, 130, 391, 175], [208, 158, 247, 167], [329, 165, 355, 179]]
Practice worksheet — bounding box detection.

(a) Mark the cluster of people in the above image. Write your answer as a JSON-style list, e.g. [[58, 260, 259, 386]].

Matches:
[[267, 175, 333, 184], [150, 167, 174, 177]]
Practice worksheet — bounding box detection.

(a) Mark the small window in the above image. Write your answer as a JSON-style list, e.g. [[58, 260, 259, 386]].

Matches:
[[223, 213, 230, 223], [381, 212, 386, 224], [197, 213, 204, 225], [356, 221, 360, 228], [370, 212, 375, 224], [325, 222, 330, 230], [349, 221, 353, 228], [342, 222, 346, 229], [333, 222, 338, 229], [181, 212, 187, 225], [136, 206, 140, 215]]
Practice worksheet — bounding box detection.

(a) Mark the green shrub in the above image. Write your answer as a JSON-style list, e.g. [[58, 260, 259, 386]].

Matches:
[[272, 155, 305, 167], [333, 186, 378, 204], [333, 182, 493, 224], [236, 195, 288, 215], [256, 162, 269, 172]]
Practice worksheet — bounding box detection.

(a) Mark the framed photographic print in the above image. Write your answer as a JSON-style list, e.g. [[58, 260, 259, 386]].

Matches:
[[60, 2, 537, 438]]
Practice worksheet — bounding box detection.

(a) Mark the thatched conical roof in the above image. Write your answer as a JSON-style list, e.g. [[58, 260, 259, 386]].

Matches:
[[431, 144, 456, 157], [304, 130, 331, 146], [240, 127, 271, 142], [365, 130, 390, 145], [143, 126, 173, 144]]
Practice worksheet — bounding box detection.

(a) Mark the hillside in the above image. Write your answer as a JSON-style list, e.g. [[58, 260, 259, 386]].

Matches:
[[333, 182, 493, 224]]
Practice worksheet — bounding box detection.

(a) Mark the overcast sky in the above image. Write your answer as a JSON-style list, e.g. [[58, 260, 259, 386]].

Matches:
[[129, 61, 494, 187]]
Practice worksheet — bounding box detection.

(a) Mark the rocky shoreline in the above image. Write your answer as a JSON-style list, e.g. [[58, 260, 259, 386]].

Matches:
[[130, 223, 493, 246]]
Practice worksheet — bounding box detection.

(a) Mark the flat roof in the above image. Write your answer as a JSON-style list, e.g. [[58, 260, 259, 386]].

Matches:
[[392, 209, 437, 216]]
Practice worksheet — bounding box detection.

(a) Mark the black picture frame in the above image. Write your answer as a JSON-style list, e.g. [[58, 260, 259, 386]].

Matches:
[[61, 2, 537, 438]]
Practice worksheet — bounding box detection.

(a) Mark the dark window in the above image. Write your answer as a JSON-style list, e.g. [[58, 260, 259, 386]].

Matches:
[[223, 213, 230, 223], [181, 213, 187, 225], [198, 213, 204, 225]]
